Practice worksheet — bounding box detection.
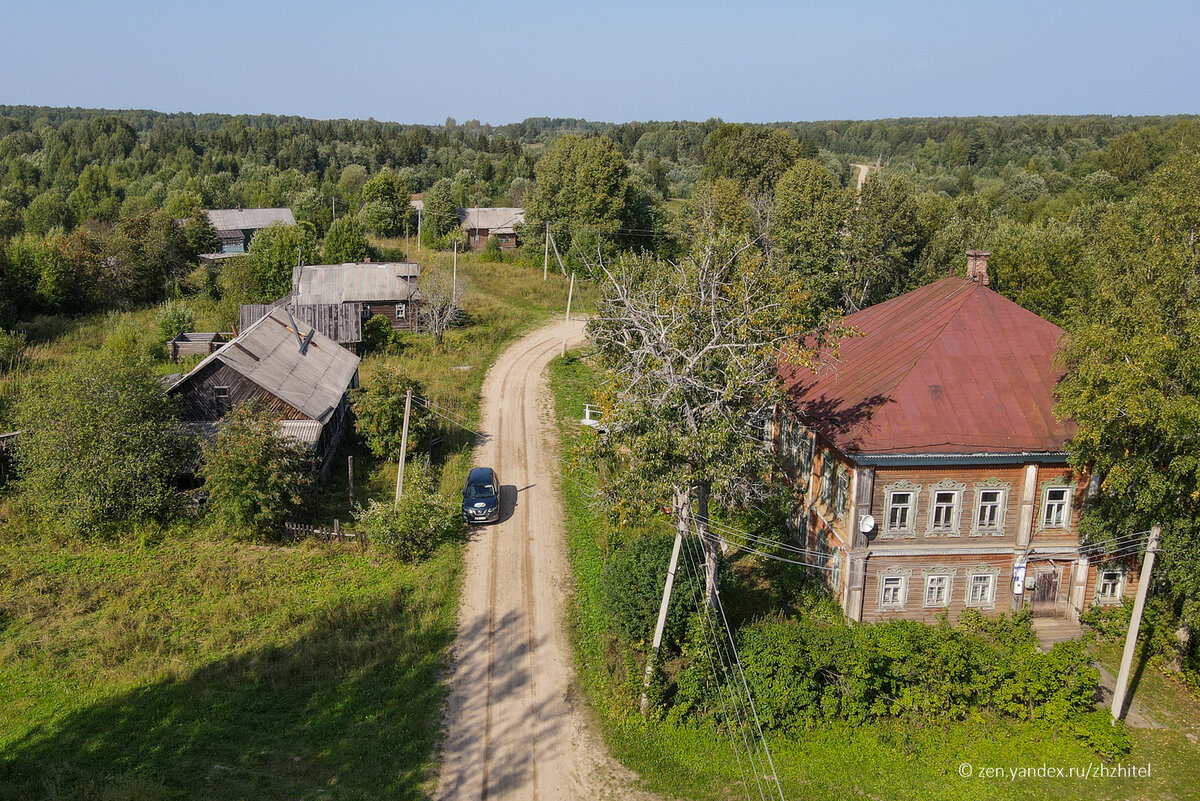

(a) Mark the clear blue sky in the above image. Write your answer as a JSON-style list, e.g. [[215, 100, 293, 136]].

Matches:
[[1, 0, 1196, 125]]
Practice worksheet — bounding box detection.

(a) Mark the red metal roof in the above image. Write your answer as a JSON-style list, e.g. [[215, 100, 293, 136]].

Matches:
[[780, 277, 1075, 455]]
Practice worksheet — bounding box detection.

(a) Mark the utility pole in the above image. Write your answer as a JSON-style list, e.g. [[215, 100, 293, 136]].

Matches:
[[543, 221, 550, 281], [404, 220, 409, 258], [453, 240, 458, 302], [561, 272, 575, 357], [393, 388, 413, 504], [1112, 524, 1161, 721], [641, 486, 689, 715], [332, 197, 336, 223], [347, 455, 355, 510], [416, 208, 422, 253], [550, 230, 567, 276]]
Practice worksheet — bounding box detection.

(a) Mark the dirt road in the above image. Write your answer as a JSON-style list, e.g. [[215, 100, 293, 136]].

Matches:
[[435, 320, 655, 801]]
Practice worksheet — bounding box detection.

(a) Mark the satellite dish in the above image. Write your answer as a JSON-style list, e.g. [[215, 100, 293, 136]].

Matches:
[[859, 514, 876, 533]]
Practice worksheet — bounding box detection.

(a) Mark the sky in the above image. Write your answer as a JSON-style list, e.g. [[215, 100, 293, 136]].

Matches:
[[1, 0, 1197, 126]]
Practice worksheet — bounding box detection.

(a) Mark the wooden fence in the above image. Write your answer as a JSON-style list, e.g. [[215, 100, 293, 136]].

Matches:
[[283, 520, 367, 547]]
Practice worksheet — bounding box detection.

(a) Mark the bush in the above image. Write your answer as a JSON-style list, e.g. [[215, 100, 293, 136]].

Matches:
[[1080, 600, 1133, 642], [361, 314, 403, 355], [200, 403, 315, 535], [14, 356, 188, 535], [480, 235, 503, 263], [600, 533, 703, 649], [354, 462, 464, 560], [351, 367, 434, 458], [155, 298, 194, 342], [1071, 709, 1132, 760]]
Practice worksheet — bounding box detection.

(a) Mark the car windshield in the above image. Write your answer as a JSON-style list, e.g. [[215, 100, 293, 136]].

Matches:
[[466, 483, 496, 499]]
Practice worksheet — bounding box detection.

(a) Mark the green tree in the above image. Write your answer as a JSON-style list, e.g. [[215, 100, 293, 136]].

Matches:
[[769, 159, 853, 308], [702, 124, 802, 195], [103, 210, 190, 306], [351, 367, 434, 458], [322, 215, 370, 263], [1056, 153, 1200, 644], [845, 171, 922, 310], [200, 402, 314, 534], [23, 190, 74, 237], [353, 462, 464, 561], [421, 178, 459, 241], [156, 298, 195, 341], [245, 220, 315, 300], [14, 357, 187, 535]]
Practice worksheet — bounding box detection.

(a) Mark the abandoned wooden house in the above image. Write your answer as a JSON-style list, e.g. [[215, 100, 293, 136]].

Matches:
[[458, 207, 524, 250], [771, 251, 1136, 625], [204, 207, 297, 254], [168, 332, 225, 361], [168, 307, 360, 475], [240, 298, 364, 353], [293, 261, 422, 332]]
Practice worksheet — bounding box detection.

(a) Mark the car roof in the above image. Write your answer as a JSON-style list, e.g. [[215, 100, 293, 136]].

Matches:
[[467, 467, 495, 483]]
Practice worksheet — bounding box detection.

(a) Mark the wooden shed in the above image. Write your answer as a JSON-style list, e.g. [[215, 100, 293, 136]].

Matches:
[[294, 262, 422, 332], [169, 332, 226, 361], [168, 308, 360, 477]]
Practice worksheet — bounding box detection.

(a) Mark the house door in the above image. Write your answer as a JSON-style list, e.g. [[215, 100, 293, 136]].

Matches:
[[1031, 568, 1060, 617]]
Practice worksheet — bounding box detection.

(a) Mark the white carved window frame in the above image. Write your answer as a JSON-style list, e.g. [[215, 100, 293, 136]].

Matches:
[[877, 566, 912, 610], [882, 480, 919, 539], [925, 479, 966, 538], [1096, 566, 1125, 604], [970, 479, 1011, 538], [1037, 478, 1075, 532], [921, 566, 957, 608], [965, 564, 1002, 610]]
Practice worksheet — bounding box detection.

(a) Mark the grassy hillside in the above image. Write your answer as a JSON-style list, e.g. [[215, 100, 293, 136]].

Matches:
[[0, 249, 593, 799]]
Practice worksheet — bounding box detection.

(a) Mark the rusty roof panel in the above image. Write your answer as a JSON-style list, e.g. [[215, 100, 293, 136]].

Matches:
[[781, 277, 1074, 455]]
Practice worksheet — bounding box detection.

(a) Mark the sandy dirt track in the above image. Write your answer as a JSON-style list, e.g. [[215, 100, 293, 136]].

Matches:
[[435, 320, 659, 801]]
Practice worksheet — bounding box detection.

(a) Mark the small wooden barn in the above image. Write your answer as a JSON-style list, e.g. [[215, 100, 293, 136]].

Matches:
[[168, 308, 360, 476], [294, 262, 422, 332], [459, 207, 525, 250], [169, 332, 226, 361], [205, 207, 297, 254]]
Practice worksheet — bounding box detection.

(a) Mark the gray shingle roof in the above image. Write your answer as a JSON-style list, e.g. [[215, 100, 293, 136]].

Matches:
[[295, 262, 422, 305], [171, 308, 360, 423], [206, 208, 297, 233]]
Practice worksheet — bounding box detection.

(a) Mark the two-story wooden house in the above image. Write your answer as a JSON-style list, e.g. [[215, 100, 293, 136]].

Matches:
[[773, 253, 1136, 624]]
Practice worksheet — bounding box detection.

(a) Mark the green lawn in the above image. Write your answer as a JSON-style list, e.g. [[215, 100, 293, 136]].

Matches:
[[0, 249, 594, 800], [547, 352, 1200, 801]]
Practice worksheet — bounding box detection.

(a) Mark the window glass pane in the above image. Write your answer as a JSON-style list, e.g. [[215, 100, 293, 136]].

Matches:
[[932, 491, 956, 529]]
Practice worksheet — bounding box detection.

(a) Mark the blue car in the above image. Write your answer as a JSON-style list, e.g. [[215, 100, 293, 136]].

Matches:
[[462, 467, 501, 524]]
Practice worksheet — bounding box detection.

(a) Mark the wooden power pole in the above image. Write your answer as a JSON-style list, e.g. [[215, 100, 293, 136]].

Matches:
[[453, 240, 458, 302], [543, 221, 550, 281], [394, 388, 413, 504], [1112, 524, 1161, 721], [561, 273, 575, 357], [641, 486, 688, 715]]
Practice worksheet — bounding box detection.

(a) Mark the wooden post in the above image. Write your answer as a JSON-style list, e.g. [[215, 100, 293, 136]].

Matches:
[[543, 220, 550, 281], [561, 272, 575, 357], [1112, 524, 1161, 721], [453, 240, 458, 302], [416, 208, 422, 253], [394, 388, 413, 504], [641, 486, 688, 715], [550, 230, 567, 276], [347, 455, 355, 510]]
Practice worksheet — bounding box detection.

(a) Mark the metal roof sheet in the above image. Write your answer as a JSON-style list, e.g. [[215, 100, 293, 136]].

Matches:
[[780, 277, 1074, 456], [458, 207, 524, 232], [206, 207, 297, 231], [295, 262, 421, 304], [171, 308, 360, 423]]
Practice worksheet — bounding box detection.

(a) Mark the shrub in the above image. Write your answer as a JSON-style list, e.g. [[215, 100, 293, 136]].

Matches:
[[354, 462, 464, 560], [361, 314, 402, 355], [200, 403, 314, 535], [1071, 709, 1132, 760], [1080, 600, 1132, 642], [600, 533, 703, 649], [14, 357, 188, 535], [480, 235, 503, 263], [155, 298, 194, 342]]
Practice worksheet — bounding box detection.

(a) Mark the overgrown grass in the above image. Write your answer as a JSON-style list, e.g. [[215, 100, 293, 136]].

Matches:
[[0, 247, 594, 799], [548, 352, 1200, 801], [0, 531, 462, 799]]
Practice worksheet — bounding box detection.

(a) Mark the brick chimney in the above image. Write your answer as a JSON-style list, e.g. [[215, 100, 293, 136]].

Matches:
[[966, 249, 991, 286]]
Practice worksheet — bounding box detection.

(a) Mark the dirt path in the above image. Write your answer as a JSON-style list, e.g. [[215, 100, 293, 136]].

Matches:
[[852, 162, 873, 193], [435, 320, 658, 801]]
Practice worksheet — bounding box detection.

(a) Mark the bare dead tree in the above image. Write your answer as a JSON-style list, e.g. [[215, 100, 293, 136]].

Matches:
[[418, 266, 463, 346]]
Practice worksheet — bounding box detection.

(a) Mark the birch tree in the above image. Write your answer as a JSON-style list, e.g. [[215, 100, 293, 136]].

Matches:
[[587, 212, 840, 606]]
